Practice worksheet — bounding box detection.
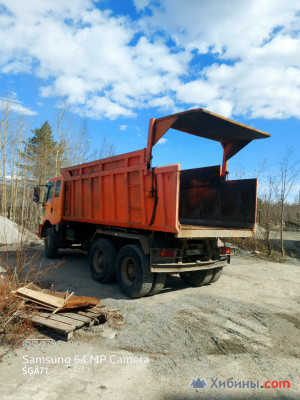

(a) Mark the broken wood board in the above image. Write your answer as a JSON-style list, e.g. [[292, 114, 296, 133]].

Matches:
[[13, 287, 100, 313], [30, 314, 75, 341], [27, 306, 106, 341], [42, 290, 100, 309], [13, 294, 56, 311], [15, 287, 65, 308], [58, 312, 93, 326]]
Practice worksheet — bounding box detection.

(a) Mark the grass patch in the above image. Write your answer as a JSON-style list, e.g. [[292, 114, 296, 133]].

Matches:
[[232, 237, 286, 263], [0, 243, 62, 347]]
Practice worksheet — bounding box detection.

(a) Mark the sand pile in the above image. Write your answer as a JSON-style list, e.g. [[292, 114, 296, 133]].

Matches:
[[0, 216, 37, 246]]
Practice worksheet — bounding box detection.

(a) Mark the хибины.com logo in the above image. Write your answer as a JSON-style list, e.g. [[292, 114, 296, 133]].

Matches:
[[191, 378, 207, 389], [190, 377, 291, 390]]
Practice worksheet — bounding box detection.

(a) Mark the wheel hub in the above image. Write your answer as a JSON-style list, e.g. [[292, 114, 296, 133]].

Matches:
[[121, 257, 136, 285], [93, 249, 105, 273]]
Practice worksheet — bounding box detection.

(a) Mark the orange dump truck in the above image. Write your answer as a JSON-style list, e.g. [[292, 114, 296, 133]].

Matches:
[[34, 108, 270, 298]]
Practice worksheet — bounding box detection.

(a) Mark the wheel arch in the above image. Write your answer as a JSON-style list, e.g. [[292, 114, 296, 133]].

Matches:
[[91, 229, 151, 255], [41, 220, 52, 237]]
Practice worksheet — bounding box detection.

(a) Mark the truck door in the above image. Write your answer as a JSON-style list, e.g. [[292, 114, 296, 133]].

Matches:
[[43, 182, 54, 220], [43, 180, 63, 225], [52, 179, 62, 224]]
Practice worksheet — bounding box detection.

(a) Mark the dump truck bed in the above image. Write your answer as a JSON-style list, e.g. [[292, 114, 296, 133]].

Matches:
[[58, 108, 269, 238], [60, 149, 257, 238], [60, 149, 180, 234]]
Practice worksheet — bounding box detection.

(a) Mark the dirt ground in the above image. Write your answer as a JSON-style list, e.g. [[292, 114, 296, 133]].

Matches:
[[0, 241, 299, 399]]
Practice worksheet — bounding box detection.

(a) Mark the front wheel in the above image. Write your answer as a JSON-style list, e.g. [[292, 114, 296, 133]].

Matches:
[[44, 228, 59, 258], [115, 244, 153, 298]]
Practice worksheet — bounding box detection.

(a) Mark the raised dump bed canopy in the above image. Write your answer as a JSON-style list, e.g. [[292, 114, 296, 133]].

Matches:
[[146, 108, 270, 175]]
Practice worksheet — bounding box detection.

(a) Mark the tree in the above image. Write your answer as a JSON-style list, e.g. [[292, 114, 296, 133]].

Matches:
[[12, 114, 26, 222], [0, 98, 11, 214], [232, 157, 245, 179], [54, 101, 67, 176], [258, 176, 279, 255], [23, 121, 60, 184], [98, 136, 115, 160], [278, 148, 299, 256]]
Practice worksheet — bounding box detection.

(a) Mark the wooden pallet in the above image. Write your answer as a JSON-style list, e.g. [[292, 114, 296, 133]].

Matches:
[[29, 306, 106, 341]]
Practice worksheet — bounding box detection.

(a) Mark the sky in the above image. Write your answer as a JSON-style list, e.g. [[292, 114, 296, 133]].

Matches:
[[0, 0, 299, 199]]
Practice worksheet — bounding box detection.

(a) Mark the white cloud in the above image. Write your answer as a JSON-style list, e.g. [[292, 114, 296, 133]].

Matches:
[[120, 125, 128, 131], [1, 60, 32, 74], [157, 138, 167, 145], [0, 0, 190, 119], [0, 98, 37, 116], [149, 96, 177, 112], [0, 0, 299, 120], [142, 0, 300, 119], [74, 96, 136, 120], [143, 0, 299, 57], [10, 102, 37, 116], [133, 0, 152, 11]]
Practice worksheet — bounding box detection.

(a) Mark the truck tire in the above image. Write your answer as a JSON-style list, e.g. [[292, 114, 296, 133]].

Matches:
[[147, 273, 166, 296], [210, 267, 223, 283], [115, 244, 153, 298], [180, 268, 214, 287], [44, 228, 59, 258], [89, 239, 117, 283]]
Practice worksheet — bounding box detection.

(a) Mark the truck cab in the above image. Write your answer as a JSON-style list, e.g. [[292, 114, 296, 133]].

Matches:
[[37, 177, 64, 237]]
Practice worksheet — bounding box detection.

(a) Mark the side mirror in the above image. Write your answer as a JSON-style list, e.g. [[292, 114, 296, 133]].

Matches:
[[33, 187, 40, 203]]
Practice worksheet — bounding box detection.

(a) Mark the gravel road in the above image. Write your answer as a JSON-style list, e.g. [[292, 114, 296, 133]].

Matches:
[[0, 244, 299, 400]]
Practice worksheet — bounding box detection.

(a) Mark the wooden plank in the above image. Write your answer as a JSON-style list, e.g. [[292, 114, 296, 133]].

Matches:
[[81, 308, 104, 317], [30, 315, 74, 333], [51, 292, 75, 315], [59, 312, 92, 324], [61, 302, 94, 310], [41, 290, 100, 307], [13, 295, 56, 310], [16, 288, 65, 308], [78, 310, 102, 319], [38, 312, 85, 329], [39, 327, 73, 342], [88, 306, 106, 315], [92, 304, 106, 308]]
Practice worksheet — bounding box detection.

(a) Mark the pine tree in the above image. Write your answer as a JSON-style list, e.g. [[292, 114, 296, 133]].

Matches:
[[23, 121, 61, 184]]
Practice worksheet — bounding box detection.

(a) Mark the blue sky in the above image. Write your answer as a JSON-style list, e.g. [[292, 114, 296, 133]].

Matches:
[[0, 0, 299, 199]]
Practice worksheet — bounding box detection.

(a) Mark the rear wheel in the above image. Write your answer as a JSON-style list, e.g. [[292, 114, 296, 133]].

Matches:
[[210, 267, 223, 283], [147, 273, 166, 296], [180, 268, 214, 287], [89, 239, 117, 283], [116, 244, 153, 298], [44, 228, 59, 258]]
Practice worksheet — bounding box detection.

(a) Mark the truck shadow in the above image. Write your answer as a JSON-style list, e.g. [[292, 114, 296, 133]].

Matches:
[[164, 274, 189, 292], [37, 248, 191, 300], [37, 249, 128, 300]]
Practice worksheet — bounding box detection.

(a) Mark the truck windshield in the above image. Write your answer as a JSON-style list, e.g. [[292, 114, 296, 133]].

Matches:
[[45, 183, 54, 202]]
